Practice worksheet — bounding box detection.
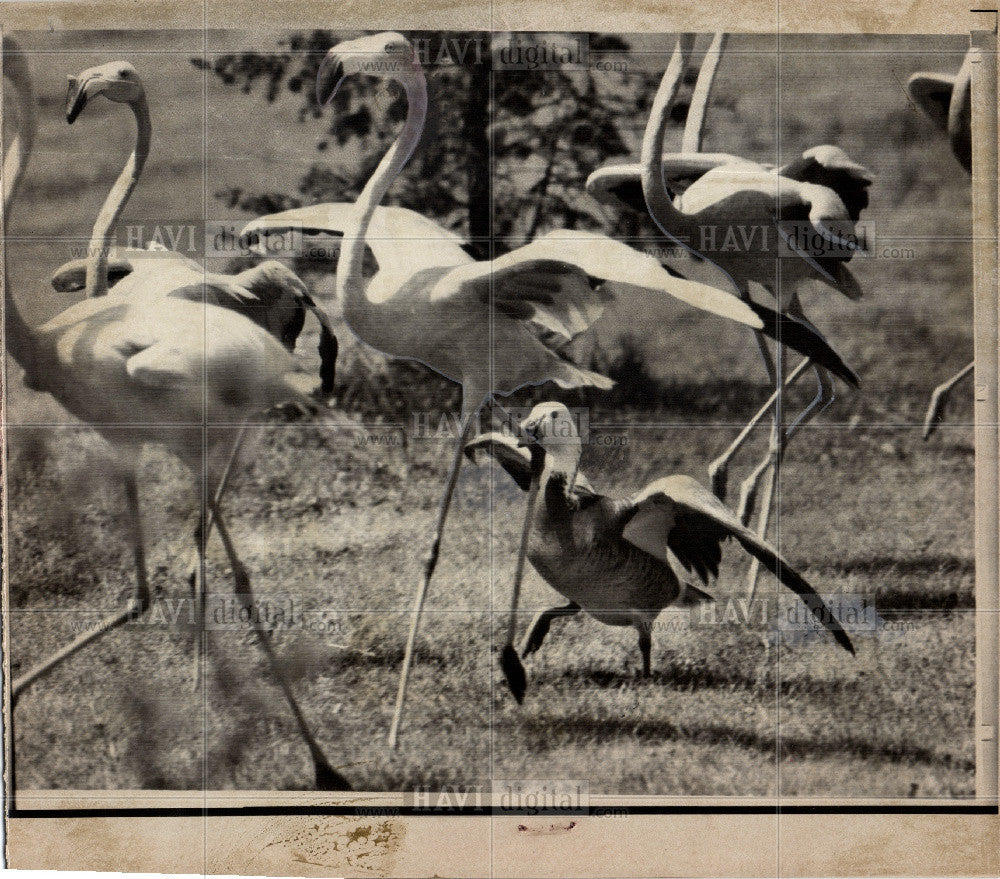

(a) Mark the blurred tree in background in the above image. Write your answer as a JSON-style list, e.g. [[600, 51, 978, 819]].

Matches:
[[193, 30, 652, 255]]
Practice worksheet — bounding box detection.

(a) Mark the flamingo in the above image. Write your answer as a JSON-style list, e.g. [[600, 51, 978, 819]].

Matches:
[[465, 402, 854, 699], [589, 144, 870, 520], [3, 40, 350, 790], [588, 36, 868, 597], [907, 49, 973, 438], [242, 32, 861, 747], [56, 60, 342, 684]]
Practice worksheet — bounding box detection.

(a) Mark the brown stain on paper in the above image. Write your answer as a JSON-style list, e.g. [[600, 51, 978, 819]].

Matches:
[[256, 816, 405, 875]]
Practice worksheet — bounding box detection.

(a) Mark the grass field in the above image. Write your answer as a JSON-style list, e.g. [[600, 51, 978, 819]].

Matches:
[[5, 31, 976, 795]]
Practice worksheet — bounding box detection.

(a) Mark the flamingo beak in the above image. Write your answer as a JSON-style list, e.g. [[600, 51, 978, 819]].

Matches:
[[66, 75, 88, 124], [316, 53, 345, 108]]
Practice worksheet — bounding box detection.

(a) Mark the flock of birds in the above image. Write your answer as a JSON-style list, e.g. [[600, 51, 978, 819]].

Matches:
[[3, 32, 974, 790]]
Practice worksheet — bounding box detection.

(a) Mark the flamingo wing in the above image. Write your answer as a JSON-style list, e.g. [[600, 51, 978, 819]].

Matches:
[[586, 154, 748, 211], [235, 261, 338, 393], [121, 300, 306, 407], [240, 203, 473, 274], [489, 230, 772, 330], [49, 244, 202, 294], [430, 255, 610, 343], [616, 474, 855, 654], [50, 255, 135, 293], [777, 146, 872, 223]]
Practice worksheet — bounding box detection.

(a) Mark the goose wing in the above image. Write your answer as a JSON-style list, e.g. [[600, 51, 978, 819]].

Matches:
[[617, 474, 854, 654]]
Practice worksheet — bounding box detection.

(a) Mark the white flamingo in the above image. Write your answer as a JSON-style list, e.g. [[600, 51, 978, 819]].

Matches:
[[3, 40, 350, 790], [588, 36, 868, 598], [55, 61, 343, 684], [466, 402, 854, 699], [907, 49, 973, 438], [243, 32, 862, 748]]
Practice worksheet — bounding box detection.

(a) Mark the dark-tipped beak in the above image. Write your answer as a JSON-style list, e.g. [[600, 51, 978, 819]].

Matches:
[[316, 54, 345, 108], [66, 76, 87, 124], [517, 425, 537, 448]]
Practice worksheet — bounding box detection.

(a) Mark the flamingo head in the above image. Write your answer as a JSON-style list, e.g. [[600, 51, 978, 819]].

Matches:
[[316, 32, 417, 106], [518, 402, 583, 475], [66, 61, 144, 123]]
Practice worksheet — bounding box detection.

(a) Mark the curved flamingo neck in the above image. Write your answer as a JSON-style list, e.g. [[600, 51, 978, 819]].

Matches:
[[85, 94, 151, 298], [337, 67, 427, 337], [641, 35, 695, 238], [3, 40, 36, 225], [3, 38, 44, 381]]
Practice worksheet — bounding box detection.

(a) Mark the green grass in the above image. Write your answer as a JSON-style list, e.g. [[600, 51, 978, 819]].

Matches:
[[5, 32, 975, 795]]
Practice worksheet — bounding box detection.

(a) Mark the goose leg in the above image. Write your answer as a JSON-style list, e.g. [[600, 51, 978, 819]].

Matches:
[[13, 470, 151, 704], [923, 361, 974, 439], [389, 402, 480, 749], [637, 625, 653, 677], [521, 602, 581, 656], [209, 502, 350, 790]]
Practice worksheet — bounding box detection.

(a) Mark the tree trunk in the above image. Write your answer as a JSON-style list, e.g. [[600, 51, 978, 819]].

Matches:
[[462, 59, 491, 259]]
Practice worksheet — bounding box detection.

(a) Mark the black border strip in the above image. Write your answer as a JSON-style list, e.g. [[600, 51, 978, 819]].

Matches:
[[7, 804, 998, 818]]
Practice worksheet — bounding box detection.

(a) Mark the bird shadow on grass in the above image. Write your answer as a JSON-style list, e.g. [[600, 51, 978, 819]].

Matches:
[[815, 554, 975, 610], [509, 712, 973, 771], [526, 661, 857, 701]]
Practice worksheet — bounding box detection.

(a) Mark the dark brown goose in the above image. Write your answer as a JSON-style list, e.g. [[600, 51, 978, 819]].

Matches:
[[467, 402, 854, 699]]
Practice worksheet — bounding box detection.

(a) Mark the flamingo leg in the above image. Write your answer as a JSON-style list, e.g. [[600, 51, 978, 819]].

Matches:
[[923, 361, 974, 439], [388, 402, 480, 749], [707, 306, 777, 501], [744, 343, 786, 603], [209, 501, 350, 790], [189, 422, 252, 691], [708, 357, 812, 501], [737, 299, 837, 529], [520, 602, 581, 656], [12, 470, 151, 705]]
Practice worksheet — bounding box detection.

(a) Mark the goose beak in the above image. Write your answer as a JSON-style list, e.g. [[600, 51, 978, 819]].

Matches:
[[517, 422, 539, 448], [316, 52, 345, 107], [66, 75, 88, 124]]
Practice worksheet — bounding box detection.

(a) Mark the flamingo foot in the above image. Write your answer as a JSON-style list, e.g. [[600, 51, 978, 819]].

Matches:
[[315, 760, 353, 791], [922, 388, 950, 440], [501, 644, 527, 704]]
